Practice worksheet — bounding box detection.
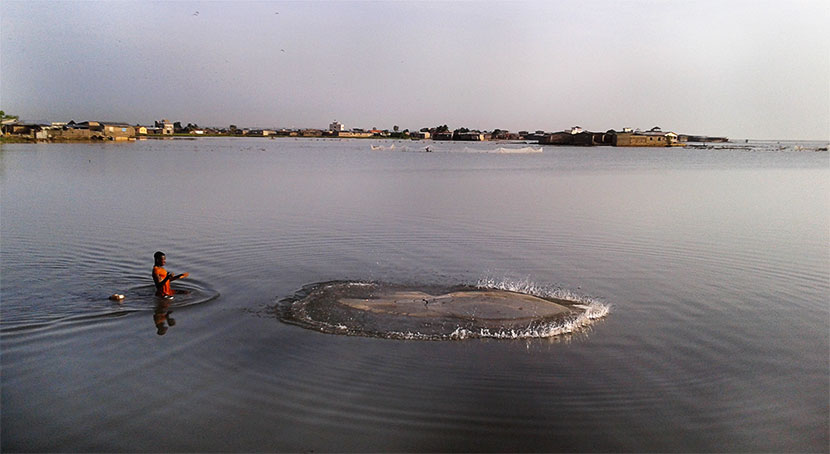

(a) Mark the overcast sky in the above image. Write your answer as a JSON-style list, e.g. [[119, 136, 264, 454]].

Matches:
[[2, 0, 828, 139]]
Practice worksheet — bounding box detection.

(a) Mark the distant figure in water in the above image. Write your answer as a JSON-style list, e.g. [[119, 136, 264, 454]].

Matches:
[[152, 251, 188, 298]]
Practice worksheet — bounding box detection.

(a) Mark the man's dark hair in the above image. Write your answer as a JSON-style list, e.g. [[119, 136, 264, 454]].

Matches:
[[154, 251, 166, 266]]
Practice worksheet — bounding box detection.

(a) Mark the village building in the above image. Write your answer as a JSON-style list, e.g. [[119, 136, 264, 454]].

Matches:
[[539, 132, 573, 145], [538, 126, 681, 147], [159, 119, 174, 135], [3, 120, 136, 141], [490, 130, 520, 140], [249, 129, 276, 136], [88, 121, 136, 140], [334, 130, 374, 138], [274, 129, 299, 137], [539, 127, 585, 145], [329, 120, 344, 132], [613, 127, 681, 147], [300, 129, 324, 137], [523, 131, 549, 141], [138, 125, 162, 135], [1, 122, 42, 138], [49, 125, 93, 140], [136, 125, 162, 135], [453, 131, 485, 141]]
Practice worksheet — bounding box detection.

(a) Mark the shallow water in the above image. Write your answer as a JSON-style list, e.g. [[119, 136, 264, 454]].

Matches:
[[1, 138, 828, 452]]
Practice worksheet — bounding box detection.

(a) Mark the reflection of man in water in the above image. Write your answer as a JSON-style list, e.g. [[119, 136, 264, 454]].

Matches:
[[154, 300, 176, 336], [152, 251, 186, 297]]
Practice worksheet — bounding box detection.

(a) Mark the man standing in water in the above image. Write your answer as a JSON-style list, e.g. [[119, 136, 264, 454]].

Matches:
[[152, 251, 187, 298]]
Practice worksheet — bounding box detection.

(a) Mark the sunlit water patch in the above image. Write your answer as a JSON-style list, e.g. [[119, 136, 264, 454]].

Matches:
[[276, 280, 608, 340]]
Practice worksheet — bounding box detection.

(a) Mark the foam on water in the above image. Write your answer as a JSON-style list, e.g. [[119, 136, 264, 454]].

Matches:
[[466, 277, 610, 339], [476, 277, 606, 305]]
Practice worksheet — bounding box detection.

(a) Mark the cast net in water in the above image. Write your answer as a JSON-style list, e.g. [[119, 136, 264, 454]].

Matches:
[[276, 281, 609, 340]]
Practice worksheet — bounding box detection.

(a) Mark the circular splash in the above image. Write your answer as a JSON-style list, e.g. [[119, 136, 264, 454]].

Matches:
[[277, 281, 609, 340]]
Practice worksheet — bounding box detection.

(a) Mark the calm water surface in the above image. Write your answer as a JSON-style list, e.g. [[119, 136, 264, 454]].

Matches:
[[1, 138, 828, 452]]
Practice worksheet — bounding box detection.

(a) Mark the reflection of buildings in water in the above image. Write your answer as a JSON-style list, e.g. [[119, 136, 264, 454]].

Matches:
[[154, 298, 177, 335]]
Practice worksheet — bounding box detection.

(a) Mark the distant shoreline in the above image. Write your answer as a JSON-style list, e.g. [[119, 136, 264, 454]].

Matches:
[[2, 135, 827, 147]]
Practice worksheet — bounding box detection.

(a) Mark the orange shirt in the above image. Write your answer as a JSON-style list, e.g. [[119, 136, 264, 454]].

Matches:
[[152, 266, 173, 296]]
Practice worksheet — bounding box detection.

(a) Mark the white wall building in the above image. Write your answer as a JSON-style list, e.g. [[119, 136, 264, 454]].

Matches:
[[161, 119, 174, 135], [329, 120, 344, 131]]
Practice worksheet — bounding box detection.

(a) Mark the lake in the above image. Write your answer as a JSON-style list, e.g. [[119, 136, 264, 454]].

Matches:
[[1, 137, 828, 452]]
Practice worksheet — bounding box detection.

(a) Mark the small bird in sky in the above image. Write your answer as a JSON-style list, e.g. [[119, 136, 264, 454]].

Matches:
[[193, 11, 199, 16]]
